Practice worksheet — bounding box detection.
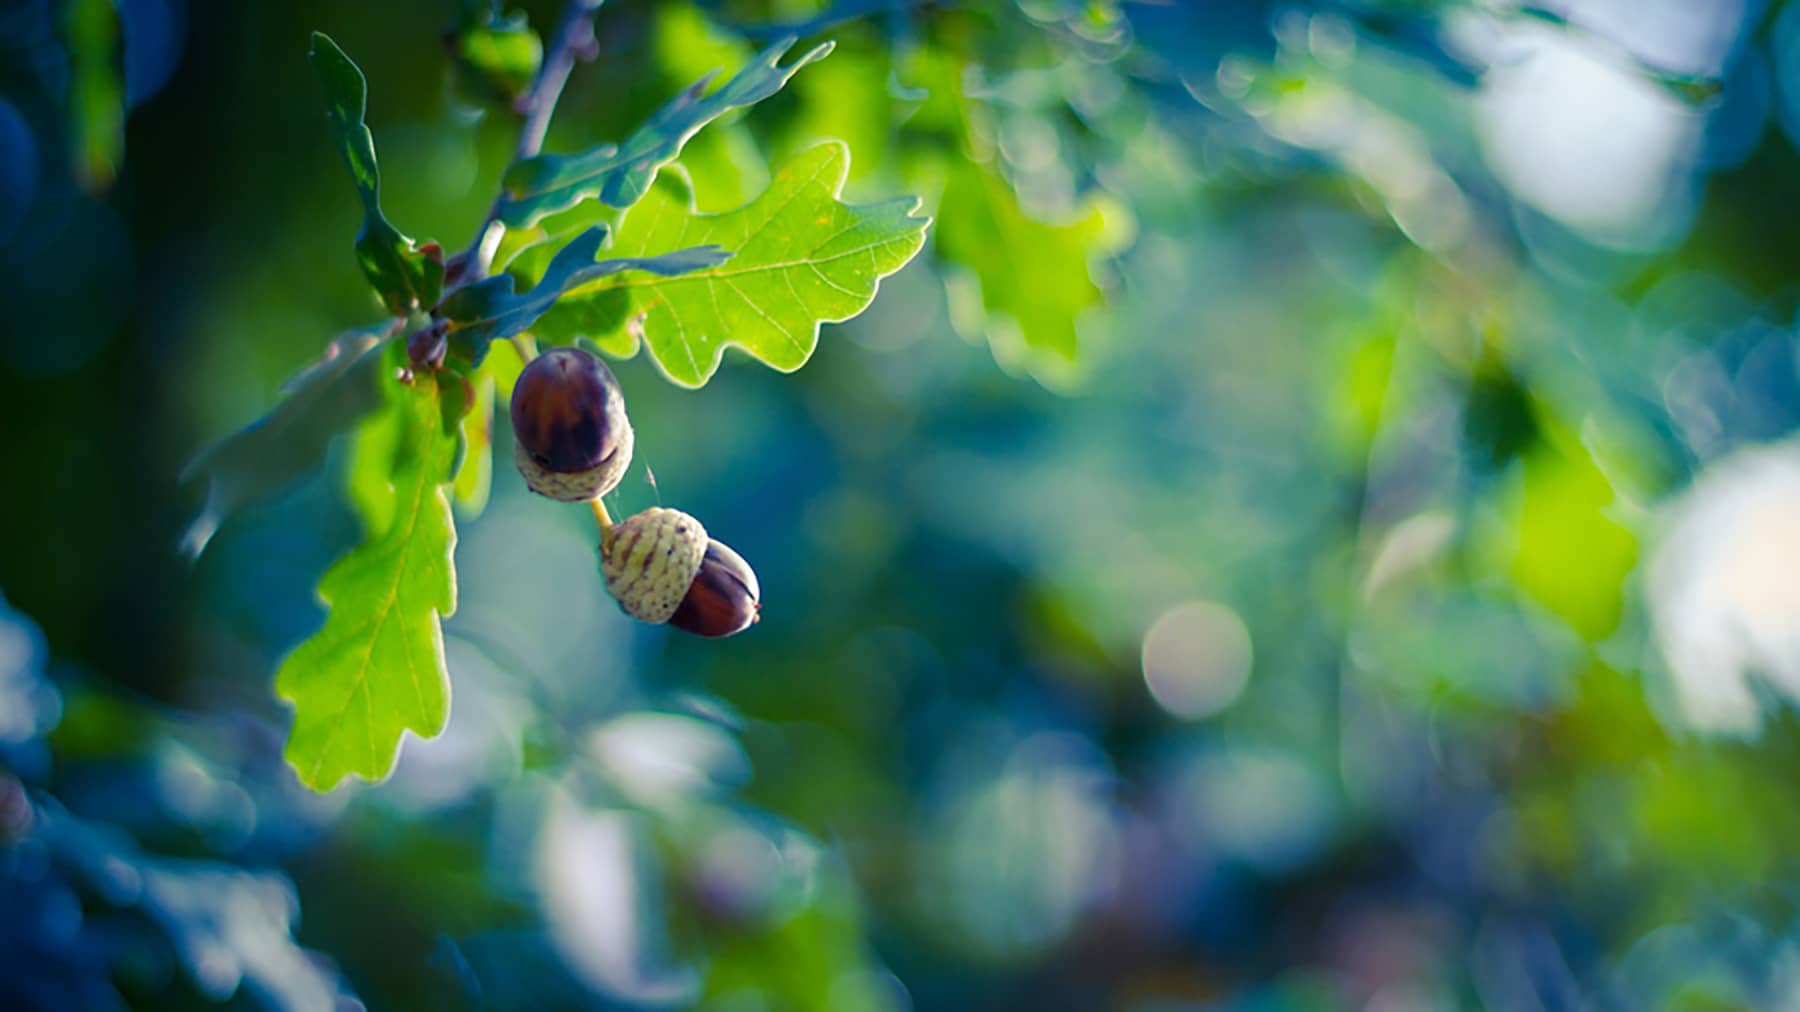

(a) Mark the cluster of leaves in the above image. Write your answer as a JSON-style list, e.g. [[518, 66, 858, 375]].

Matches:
[[183, 18, 930, 790], [0, 593, 353, 1009], [650, 3, 1132, 383]]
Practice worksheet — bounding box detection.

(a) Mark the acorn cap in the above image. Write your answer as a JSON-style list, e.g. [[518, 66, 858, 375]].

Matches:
[[600, 507, 708, 624], [513, 422, 634, 502], [511, 347, 634, 500]]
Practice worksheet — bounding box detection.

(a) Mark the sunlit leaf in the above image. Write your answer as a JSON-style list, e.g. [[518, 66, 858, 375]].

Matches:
[[453, 371, 495, 517], [496, 37, 834, 228], [310, 32, 444, 316], [479, 329, 530, 402], [531, 142, 928, 387], [439, 225, 730, 365], [275, 370, 464, 790], [179, 327, 390, 558]]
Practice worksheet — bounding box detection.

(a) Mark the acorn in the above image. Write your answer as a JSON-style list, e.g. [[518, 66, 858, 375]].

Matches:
[[600, 507, 761, 637], [670, 539, 762, 638], [510, 347, 634, 501]]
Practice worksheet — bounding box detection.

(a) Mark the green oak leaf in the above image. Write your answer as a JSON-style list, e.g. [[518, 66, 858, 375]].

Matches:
[[179, 326, 390, 558], [275, 369, 464, 791], [438, 225, 730, 364], [491, 195, 618, 284], [496, 37, 834, 228], [530, 141, 928, 387], [479, 331, 529, 401], [311, 32, 444, 316], [452, 370, 495, 517]]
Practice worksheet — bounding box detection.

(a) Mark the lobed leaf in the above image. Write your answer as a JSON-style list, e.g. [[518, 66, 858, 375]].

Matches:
[[496, 37, 834, 228], [310, 32, 444, 315], [179, 327, 390, 558], [438, 225, 730, 365], [275, 369, 463, 790], [531, 141, 928, 387]]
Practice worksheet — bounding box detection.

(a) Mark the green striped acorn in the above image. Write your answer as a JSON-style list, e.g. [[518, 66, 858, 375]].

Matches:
[[600, 507, 761, 637]]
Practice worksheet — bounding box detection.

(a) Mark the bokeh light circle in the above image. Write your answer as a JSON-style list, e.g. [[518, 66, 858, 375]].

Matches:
[[1140, 600, 1253, 720]]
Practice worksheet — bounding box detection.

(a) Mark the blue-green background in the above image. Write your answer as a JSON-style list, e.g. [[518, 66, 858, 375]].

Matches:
[[6, 0, 1800, 1008]]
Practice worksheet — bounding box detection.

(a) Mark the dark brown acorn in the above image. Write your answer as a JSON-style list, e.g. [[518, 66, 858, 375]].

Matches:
[[600, 507, 760, 637], [510, 347, 634, 501], [670, 539, 761, 638]]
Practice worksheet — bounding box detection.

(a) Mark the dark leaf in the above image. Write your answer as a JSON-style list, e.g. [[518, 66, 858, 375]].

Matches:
[[496, 37, 833, 227], [179, 326, 391, 558], [438, 226, 729, 364], [310, 32, 444, 315]]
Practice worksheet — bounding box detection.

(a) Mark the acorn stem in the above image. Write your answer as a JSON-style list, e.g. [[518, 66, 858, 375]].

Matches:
[[589, 496, 613, 531]]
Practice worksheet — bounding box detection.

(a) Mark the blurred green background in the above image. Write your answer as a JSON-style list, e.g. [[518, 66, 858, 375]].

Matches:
[[7, 0, 1800, 1008]]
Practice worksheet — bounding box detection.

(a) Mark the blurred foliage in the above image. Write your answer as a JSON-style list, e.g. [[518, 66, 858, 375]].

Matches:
[[179, 325, 392, 558], [450, 1, 544, 104], [8, 0, 1800, 1009], [65, 0, 123, 190]]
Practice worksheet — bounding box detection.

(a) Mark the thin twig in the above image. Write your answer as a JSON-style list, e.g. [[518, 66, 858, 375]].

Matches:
[[517, 0, 605, 158], [456, 0, 606, 282]]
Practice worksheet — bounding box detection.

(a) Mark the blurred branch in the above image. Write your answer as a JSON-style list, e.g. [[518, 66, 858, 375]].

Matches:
[[707, 0, 934, 41], [455, 0, 607, 283]]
